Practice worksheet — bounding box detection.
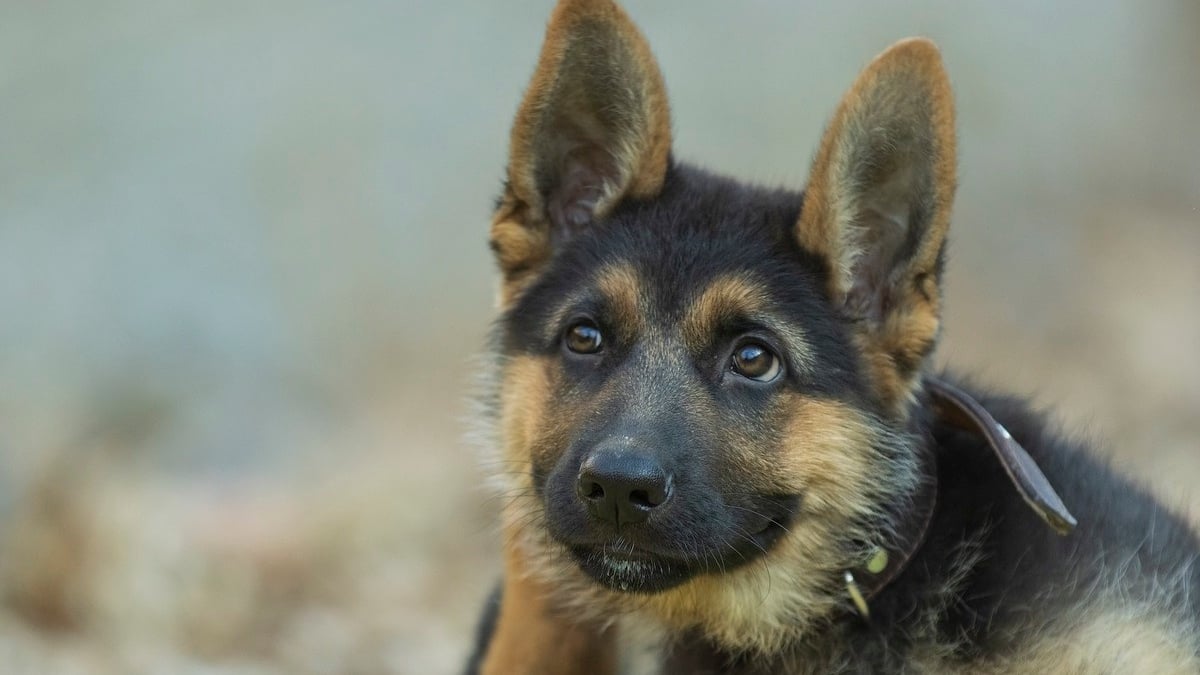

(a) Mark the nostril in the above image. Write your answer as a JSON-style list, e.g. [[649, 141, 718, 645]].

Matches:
[[584, 481, 605, 501], [629, 489, 652, 508], [628, 476, 671, 509]]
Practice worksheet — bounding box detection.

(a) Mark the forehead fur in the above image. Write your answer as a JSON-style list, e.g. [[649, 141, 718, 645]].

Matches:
[[501, 165, 867, 402]]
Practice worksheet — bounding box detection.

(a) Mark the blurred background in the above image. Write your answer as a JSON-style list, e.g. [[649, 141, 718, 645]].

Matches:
[[1, 1, 1197, 672]]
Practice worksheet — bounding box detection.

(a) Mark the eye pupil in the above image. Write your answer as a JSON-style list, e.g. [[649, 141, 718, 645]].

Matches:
[[731, 342, 780, 381], [735, 345, 766, 374], [565, 321, 603, 354]]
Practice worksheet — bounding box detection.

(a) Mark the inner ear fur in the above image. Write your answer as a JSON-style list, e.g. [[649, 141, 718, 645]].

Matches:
[[796, 38, 957, 410], [491, 0, 671, 293]]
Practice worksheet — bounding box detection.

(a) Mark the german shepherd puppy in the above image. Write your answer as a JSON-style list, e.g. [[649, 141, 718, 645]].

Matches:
[[466, 1, 1200, 672]]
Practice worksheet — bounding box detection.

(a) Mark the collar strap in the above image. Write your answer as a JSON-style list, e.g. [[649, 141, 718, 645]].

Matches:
[[926, 376, 1077, 535], [848, 458, 938, 614], [844, 376, 1077, 619]]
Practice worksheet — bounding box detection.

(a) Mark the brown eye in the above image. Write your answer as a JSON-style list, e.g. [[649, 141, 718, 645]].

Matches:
[[565, 321, 603, 354], [731, 342, 781, 382]]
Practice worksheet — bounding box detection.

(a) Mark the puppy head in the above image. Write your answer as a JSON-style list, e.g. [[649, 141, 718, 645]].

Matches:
[[486, 0, 955, 653]]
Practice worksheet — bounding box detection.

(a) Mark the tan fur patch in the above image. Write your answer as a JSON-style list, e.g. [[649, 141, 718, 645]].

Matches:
[[857, 292, 941, 410], [491, 207, 550, 308], [527, 263, 645, 343], [777, 397, 893, 513], [681, 274, 814, 371], [995, 608, 1200, 675], [681, 274, 768, 347], [481, 544, 617, 675], [487, 352, 621, 672], [595, 264, 643, 340], [498, 355, 559, 471], [902, 605, 1200, 674]]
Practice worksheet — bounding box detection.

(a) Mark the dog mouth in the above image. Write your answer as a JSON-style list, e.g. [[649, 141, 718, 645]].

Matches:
[[567, 505, 796, 594], [569, 545, 694, 593]]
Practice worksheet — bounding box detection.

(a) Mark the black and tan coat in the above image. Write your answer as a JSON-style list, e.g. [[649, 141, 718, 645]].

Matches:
[[465, 1, 1200, 673]]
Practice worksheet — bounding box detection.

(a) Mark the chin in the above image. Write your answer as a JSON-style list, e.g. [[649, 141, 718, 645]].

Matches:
[[568, 545, 696, 594]]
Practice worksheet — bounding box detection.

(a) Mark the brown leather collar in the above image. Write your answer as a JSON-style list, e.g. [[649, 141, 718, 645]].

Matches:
[[850, 455, 938, 611], [843, 375, 1077, 619], [927, 377, 1077, 535]]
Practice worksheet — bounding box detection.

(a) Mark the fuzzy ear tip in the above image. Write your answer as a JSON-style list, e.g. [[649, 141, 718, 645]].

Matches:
[[551, 0, 621, 21], [890, 36, 941, 53], [875, 37, 948, 73]]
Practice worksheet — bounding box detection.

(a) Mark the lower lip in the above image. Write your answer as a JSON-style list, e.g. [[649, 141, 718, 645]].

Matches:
[[592, 552, 675, 592], [599, 554, 653, 574]]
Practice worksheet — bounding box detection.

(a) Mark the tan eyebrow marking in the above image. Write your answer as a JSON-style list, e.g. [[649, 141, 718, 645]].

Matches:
[[546, 263, 645, 344], [594, 263, 644, 338], [682, 273, 814, 371], [683, 274, 768, 345]]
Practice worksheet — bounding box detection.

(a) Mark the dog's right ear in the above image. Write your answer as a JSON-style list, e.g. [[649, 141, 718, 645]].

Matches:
[[795, 38, 956, 412], [490, 0, 671, 297]]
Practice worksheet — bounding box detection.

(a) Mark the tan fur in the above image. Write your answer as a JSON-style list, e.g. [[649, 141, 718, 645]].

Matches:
[[498, 355, 557, 470], [796, 38, 956, 414], [491, 201, 550, 306], [528, 263, 645, 345], [485, 353, 617, 673], [860, 288, 942, 409], [777, 398, 905, 516], [987, 609, 1200, 675], [481, 545, 616, 675], [595, 264, 644, 340], [897, 605, 1200, 675], [681, 273, 815, 371], [491, 0, 672, 297], [681, 274, 769, 348]]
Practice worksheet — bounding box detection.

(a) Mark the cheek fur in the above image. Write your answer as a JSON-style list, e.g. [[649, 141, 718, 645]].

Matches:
[[499, 355, 560, 477], [715, 394, 882, 502], [777, 396, 884, 516]]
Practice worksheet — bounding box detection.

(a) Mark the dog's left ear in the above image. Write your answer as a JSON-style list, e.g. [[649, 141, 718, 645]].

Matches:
[[797, 38, 956, 411], [491, 0, 671, 299]]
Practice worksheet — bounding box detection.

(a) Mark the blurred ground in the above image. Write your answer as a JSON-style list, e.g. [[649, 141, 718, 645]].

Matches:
[[0, 1, 1197, 673]]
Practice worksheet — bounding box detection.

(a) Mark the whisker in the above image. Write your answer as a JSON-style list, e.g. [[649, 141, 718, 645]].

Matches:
[[727, 524, 775, 606], [724, 504, 794, 535]]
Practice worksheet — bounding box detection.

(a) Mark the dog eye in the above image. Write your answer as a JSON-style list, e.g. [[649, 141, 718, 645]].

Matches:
[[731, 341, 780, 382], [564, 320, 604, 354]]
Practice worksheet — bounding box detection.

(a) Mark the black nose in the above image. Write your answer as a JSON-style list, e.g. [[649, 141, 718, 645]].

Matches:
[[576, 446, 673, 526]]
